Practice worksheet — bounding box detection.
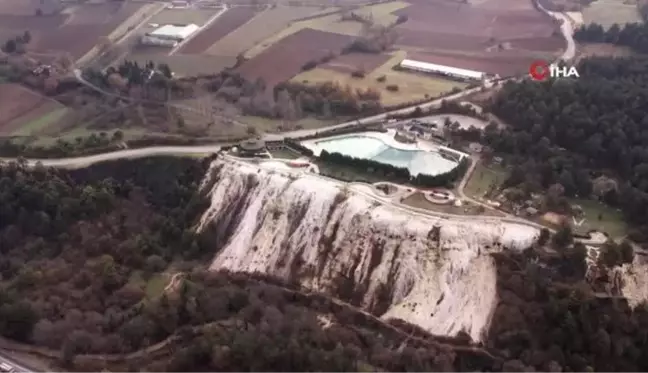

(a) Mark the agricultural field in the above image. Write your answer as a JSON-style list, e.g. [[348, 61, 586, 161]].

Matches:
[[237, 28, 353, 89], [117, 5, 241, 76], [0, 83, 67, 136], [389, 0, 564, 76], [0, 0, 62, 15], [178, 6, 260, 54], [148, 8, 217, 26], [205, 6, 339, 58], [244, 2, 408, 59], [582, 0, 642, 28], [0, 2, 149, 61], [292, 51, 466, 105]]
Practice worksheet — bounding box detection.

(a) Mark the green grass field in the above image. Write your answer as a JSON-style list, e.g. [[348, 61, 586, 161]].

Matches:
[[11, 108, 68, 136], [269, 147, 301, 159], [315, 160, 398, 184], [464, 162, 508, 199], [570, 198, 628, 238]]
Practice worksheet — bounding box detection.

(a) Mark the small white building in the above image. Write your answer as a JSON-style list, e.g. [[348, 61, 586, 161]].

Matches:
[[399, 59, 485, 81], [150, 24, 199, 41], [141, 24, 199, 46]]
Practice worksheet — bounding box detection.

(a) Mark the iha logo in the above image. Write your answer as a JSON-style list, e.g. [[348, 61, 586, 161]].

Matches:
[[529, 60, 580, 81]]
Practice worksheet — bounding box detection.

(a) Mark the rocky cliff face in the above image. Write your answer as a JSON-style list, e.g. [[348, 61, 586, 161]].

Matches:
[[197, 158, 539, 341]]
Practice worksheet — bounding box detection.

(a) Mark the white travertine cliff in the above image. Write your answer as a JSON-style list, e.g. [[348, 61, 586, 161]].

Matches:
[[198, 158, 539, 341]]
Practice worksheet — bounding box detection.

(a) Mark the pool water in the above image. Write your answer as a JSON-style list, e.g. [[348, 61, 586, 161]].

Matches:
[[313, 136, 457, 176]]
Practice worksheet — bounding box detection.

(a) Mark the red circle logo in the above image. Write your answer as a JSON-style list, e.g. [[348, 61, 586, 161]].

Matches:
[[529, 60, 549, 81]]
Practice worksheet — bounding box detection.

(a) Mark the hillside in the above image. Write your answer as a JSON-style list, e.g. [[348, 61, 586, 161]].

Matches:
[[1, 156, 648, 372]]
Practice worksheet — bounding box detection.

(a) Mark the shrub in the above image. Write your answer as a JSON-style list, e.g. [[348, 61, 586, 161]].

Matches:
[[351, 70, 366, 78], [386, 84, 399, 92], [376, 75, 386, 82], [301, 60, 317, 71]]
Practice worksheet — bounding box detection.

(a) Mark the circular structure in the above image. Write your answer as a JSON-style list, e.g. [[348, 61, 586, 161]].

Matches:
[[424, 189, 456, 205], [238, 138, 266, 156]]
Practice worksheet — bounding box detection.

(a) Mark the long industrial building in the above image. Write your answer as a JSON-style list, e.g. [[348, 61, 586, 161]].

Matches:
[[399, 59, 485, 81]]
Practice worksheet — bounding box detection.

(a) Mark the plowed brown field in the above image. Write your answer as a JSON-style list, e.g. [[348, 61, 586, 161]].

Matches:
[[236, 28, 353, 89], [390, 0, 562, 76], [322, 53, 392, 74], [179, 6, 259, 54], [0, 3, 143, 59]]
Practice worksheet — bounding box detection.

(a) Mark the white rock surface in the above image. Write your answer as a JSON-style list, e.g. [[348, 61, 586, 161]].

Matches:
[[198, 158, 539, 341]]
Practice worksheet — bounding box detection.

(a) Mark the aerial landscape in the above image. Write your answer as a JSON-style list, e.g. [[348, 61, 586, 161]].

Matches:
[[2, 0, 648, 371]]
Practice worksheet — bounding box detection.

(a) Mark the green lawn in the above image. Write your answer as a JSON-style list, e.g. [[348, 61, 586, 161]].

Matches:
[[11, 108, 68, 136], [315, 160, 401, 184], [464, 162, 508, 199], [269, 147, 301, 160], [570, 198, 627, 239]]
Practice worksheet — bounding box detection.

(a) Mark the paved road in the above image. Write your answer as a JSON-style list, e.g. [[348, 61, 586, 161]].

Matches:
[[0, 144, 230, 167]]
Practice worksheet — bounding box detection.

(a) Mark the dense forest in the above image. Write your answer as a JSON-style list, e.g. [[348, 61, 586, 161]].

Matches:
[[575, 22, 648, 53], [486, 56, 648, 241], [2, 157, 648, 371], [0, 157, 213, 356]]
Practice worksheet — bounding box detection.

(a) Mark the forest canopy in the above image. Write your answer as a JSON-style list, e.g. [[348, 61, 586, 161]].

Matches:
[[486, 56, 648, 240]]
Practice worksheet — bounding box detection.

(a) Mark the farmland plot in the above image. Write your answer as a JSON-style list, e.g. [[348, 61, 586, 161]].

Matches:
[[582, 0, 642, 28], [30, 3, 146, 59], [292, 51, 466, 106], [148, 8, 218, 26], [0, 84, 65, 135], [205, 6, 337, 58], [237, 28, 353, 89], [322, 52, 391, 74], [0, 0, 39, 15], [179, 7, 260, 54]]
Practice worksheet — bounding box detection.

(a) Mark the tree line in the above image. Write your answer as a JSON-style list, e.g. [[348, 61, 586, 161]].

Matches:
[[486, 56, 648, 242], [319, 150, 470, 188], [574, 22, 648, 53]]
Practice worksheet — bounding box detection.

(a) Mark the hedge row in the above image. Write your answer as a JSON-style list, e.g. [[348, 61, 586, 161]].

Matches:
[[319, 150, 471, 188]]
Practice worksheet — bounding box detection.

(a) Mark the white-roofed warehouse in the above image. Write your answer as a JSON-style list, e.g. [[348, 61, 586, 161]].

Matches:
[[149, 24, 199, 41], [140, 23, 200, 47], [399, 59, 485, 81]]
